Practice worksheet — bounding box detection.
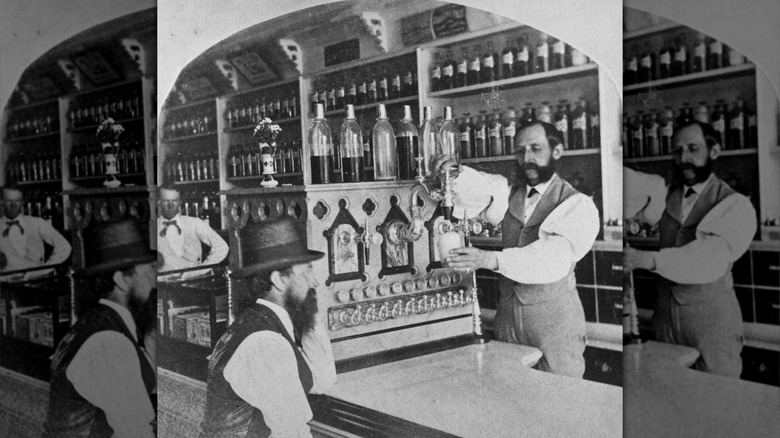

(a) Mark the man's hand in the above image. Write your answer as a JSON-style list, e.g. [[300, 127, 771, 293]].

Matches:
[[430, 154, 462, 178], [444, 247, 498, 273], [624, 247, 656, 272]]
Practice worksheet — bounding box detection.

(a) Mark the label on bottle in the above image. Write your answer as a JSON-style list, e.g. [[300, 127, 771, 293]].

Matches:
[[729, 49, 745, 65], [368, 81, 377, 92], [571, 49, 587, 66], [640, 55, 652, 68], [748, 114, 757, 127], [590, 114, 600, 127], [392, 76, 401, 88], [572, 115, 586, 130], [661, 123, 673, 137], [432, 66, 441, 79], [458, 60, 468, 74], [675, 48, 686, 62], [348, 83, 357, 95], [553, 41, 565, 55], [518, 48, 529, 62], [555, 120, 568, 133], [404, 72, 413, 85], [537, 43, 549, 58], [328, 89, 335, 100], [660, 52, 671, 65], [633, 128, 643, 139], [489, 126, 501, 137], [711, 119, 725, 132], [379, 77, 388, 89], [469, 59, 481, 71], [311, 91, 319, 102], [627, 58, 638, 72], [504, 123, 515, 137], [483, 56, 494, 68], [337, 87, 345, 97], [709, 41, 722, 55], [646, 126, 658, 137], [460, 132, 470, 142], [502, 52, 514, 65], [730, 115, 744, 130], [319, 91, 327, 102], [443, 65, 454, 77], [475, 130, 485, 139], [694, 44, 706, 58], [358, 83, 367, 93]]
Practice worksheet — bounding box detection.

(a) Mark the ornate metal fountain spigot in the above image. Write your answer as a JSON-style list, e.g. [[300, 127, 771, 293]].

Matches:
[[402, 157, 458, 244]]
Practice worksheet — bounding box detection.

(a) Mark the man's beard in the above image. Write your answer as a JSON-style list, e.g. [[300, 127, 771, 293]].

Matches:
[[674, 161, 712, 186], [286, 289, 318, 339], [515, 160, 555, 186], [128, 288, 155, 337]]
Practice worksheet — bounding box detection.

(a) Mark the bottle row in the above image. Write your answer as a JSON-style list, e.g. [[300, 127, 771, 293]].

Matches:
[[310, 65, 418, 113], [67, 89, 143, 129], [431, 32, 591, 92], [5, 151, 62, 183], [625, 33, 748, 85], [163, 111, 217, 139], [623, 99, 757, 158], [173, 190, 221, 228], [5, 109, 60, 140], [163, 152, 220, 183], [69, 141, 146, 178], [226, 139, 303, 178], [226, 93, 298, 128]]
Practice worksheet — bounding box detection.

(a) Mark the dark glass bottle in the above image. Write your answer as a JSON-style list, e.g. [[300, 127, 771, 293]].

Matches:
[[501, 36, 516, 79], [309, 104, 334, 184], [459, 112, 473, 159], [535, 33, 550, 73], [467, 45, 481, 86], [513, 34, 529, 77], [692, 33, 707, 73], [339, 105, 365, 183], [396, 105, 419, 180], [625, 45, 638, 85], [431, 53, 442, 92], [570, 100, 589, 150], [457, 47, 469, 87], [638, 41, 655, 83], [553, 101, 570, 150], [441, 50, 455, 90], [481, 41, 498, 83]]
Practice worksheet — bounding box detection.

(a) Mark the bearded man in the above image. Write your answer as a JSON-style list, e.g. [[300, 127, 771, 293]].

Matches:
[[200, 218, 336, 437], [624, 121, 756, 378], [432, 120, 600, 378]]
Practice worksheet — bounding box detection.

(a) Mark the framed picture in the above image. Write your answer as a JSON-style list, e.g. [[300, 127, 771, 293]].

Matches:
[[230, 52, 278, 84], [73, 52, 120, 84]]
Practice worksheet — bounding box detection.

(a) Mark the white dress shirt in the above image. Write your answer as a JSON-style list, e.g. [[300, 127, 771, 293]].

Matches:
[[157, 214, 228, 280], [623, 168, 756, 284], [67, 299, 156, 438], [454, 166, 600, 284], [0, 214, 71, 279], [223, 299, 337, 437]]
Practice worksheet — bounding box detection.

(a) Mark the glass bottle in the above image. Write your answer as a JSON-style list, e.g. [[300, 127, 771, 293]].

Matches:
[[457, 47, 469, 88], [747, 100, 758, 149], [535, 33, 550, 73], [467, 45, 481, 86], [396, 105, 419, 180], [482, 41, 498, 83], [692, 33, 707, 73], [536, 101, 553, 123], [373, 104, 398, 180], [389, 68, 402, 100], [356, 73, 368, 105], [503, 107, 518, 155], [660, 106, 675, 155], [638, 41, 655, 82], [437, 106, 460, 167], [514, 34, 529, 77], [694, 101, 710, 123], [672, 35, 688, 77], [346, 75, 357, 106], [553, 100, 570, 150], [459, 112, 473, 159], [419, 106, 438, 177], [631, 112, 645, 157], [378, 69, 389, 101], [488, 110, 504, 156], [431, 53, 442, 92], [571, 100, 589, 150], [402, 64, 415, 97], [589, 101, 601, 149], [727, 45, 746, 66], [708, 37, 723, 70], [336, 80, 346, 110], [658, 38, 672, 79], [644, 110, 660, 156], [309, 103, 333, 184], [625, 45, 638, 85], [367, 73, 378, 104], [677, 102, 693, 125], [728, 99, 746, 150], [501, 36, 516, 79], [339, 105, 364, 183], [551, 36, 567, 70], [441, 50, 455, 90], [520, 102, 536, 126], [473, 111, 487, 157]]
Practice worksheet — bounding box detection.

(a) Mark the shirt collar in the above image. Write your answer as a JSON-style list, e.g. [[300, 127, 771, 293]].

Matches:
[[684, 172, 714, 197], [526, 173, 557, 197], [98, 298, 138, 341], [159, 213, 181, 223], [1, 214, 26, 225], [255, 298, 295, 340]]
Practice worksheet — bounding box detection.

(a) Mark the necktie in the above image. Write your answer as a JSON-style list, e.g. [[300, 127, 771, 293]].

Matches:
[[2, 220, 24, 237], [681, 187, 698, 222], [527, 187, 539, 198], [160, 220, 181, 237], [685, 187, 696, 198]]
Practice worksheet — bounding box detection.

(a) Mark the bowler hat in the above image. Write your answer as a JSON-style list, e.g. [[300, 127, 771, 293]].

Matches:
[[232, 217, 324, 279], [75, 219, 157, 277]]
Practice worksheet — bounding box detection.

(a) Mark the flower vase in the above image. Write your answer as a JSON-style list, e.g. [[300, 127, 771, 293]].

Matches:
[[101, 142, 122, 187], [259, 142, 278, 187]]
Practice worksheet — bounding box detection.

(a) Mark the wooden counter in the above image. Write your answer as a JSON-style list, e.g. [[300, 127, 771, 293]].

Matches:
[[324, 341, 622, 438], [624, 341, 780, 438]]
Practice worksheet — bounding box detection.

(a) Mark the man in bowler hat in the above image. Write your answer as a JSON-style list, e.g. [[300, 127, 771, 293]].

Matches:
[[43, 219, 157, 437], [201, 217, 336, 438]]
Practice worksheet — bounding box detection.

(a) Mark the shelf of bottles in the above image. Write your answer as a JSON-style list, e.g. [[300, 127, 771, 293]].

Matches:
[[14, 188, 66, 232], [4, 101, 60, 141], [309, 52, 419, 118], [623, 25, 753, 94], [163, 100, 218, 141], [427, 28, 595, 98], [4, 141, 62, 185], [163, 149, 220, 185], [225, 139, 303, 181], [223, 83, 300, 131], [67, 82, 144, 132], [68, 135, 147, 186], [177, 188, 222, 230]]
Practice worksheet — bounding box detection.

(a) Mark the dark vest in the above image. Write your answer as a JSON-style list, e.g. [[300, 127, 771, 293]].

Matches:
[[500, 175, 581, 304], [200, 303, 314, 438], [44, 304, 156, 437], [658, 176, 737, 304]]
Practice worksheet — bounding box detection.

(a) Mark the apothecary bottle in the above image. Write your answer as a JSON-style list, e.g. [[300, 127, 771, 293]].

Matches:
[[309, 103, 333, 184], [372, 104, 398, 180]]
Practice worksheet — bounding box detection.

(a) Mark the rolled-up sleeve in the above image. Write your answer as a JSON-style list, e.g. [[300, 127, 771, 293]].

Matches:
[[653, 194, 756, 284], [495, 194, 600, 284], [624, 167, 667, 225]]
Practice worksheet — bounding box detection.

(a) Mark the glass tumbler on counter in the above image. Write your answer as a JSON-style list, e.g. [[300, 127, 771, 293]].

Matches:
[[309, 103, 334, 184]]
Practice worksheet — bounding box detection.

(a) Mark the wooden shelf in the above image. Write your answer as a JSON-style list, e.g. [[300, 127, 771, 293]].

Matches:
[[63, 185, 149, 196], [5, 98, 60, 112], [67, 116, 144, 133], [427, 64, 598, 99], [70, 173, 146, 182], [624, 148, 757, 163], [624, 64, 755, 94], [321, 95, 419, 118], [227, 172, 303, 182], [223, 116, 301, 132], [163, 131, 218, 142], [462, 148, 600, 164], [5, 131, 59, 142], [173, 178, 220, 185], [623, 22, 682, 40], [16, 179, 62, 186]]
